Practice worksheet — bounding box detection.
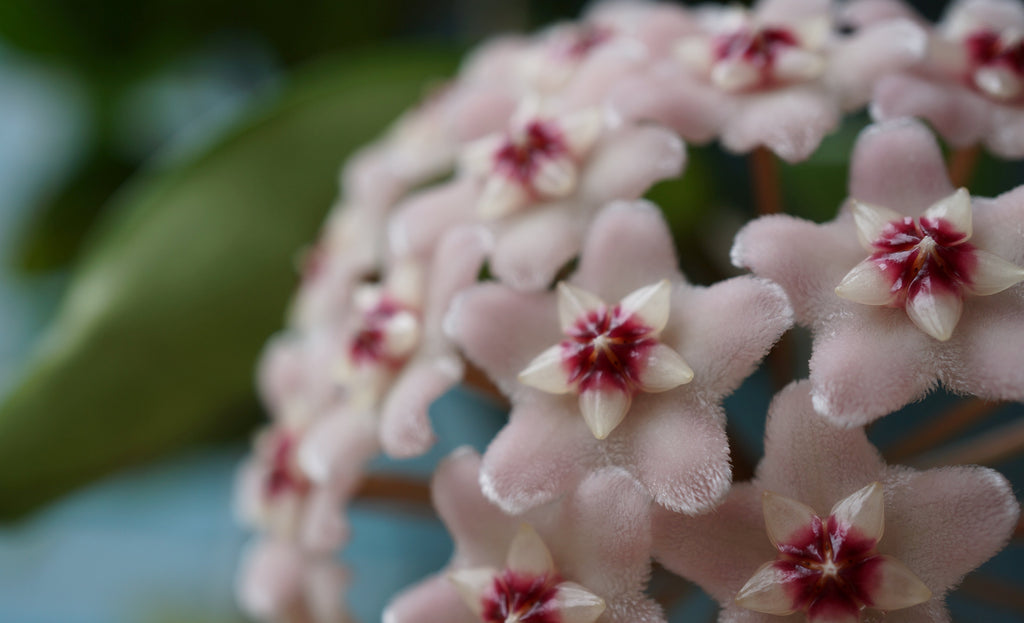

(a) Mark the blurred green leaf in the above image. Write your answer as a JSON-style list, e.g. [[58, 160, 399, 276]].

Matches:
[[14, 147, 136, 273], [0, 47, 458, 520]]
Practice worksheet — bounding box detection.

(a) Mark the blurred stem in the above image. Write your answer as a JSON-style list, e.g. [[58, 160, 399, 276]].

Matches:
[[910, 412, 1024, 469], [883, 398, 1000, 463], [356, 474, 432, 506], [749, 147, 783, 215], [462, 363, 508, 407], [948, 145, 981, 188]]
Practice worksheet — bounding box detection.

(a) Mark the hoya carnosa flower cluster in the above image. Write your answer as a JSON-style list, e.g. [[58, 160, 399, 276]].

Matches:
[[234, 1, 1024, 622]]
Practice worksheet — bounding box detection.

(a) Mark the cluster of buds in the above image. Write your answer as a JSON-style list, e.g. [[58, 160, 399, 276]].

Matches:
[[234, 1, 1024, 622]]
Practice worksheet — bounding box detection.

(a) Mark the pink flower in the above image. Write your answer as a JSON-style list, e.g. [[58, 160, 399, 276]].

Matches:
[[611, 0, 926, 161], [237, 539, 351, 623], [871, 0, 1024, 157], [731, 118, 1024, 427], [235, 423, 354, 552], [298, 226, 491, 469], [653, 381, 1019, 622], [383, 448, 663, 623], [447, 201, 792, 513]]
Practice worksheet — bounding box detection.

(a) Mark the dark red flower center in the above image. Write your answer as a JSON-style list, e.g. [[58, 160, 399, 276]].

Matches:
[[348, 297, 413, 368], [965, 29, 1024, 75], [560, 304, 657, 393], [775, 514, 884, 619], [553, 24, 614, 59], [482, 571, 561, 623], [867, 216, 977, 305], [713, 26, 799, 77], [264, 432, 310, 499], [493, 121, 569, 185]]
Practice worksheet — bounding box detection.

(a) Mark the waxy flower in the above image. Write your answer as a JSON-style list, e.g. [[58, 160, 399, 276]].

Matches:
[[835, 188, 1024, 341], [299, 226, 491, 469], [871, 0, 1024, 157], [611, 0, 926, 161], [384, 448, 664, 623], [735, 483, 930, 619], [389, 109, 683, 291], [236, 424, 352, 552], [447, 201, 791, 513], [518, 279, 693, 439], [732, 118, 1024, 426], [461, 101, 606, 221], [237, 539, 352, 623], [653, 381, 1020, 623]]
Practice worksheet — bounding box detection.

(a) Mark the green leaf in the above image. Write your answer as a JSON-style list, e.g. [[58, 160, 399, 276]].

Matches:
[[0, 47, 458, 520]]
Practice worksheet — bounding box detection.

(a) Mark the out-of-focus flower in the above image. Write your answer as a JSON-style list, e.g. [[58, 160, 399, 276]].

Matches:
[[732, 118, 1024, 427], [871, 0, 1024, 157], [448, 201, 791, 513], [237, 539, 352, 623], [389, 107, 684, 291], [611, 0, 926, 161], [383, 447, 663, 623], [653, 381, 1020, 623]]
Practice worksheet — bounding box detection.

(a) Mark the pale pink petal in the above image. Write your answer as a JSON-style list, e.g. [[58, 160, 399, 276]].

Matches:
[[905, 279, 963, 341], [433, 448, 519, 565], [756, 0, 830, 23], [300, 485, 350, 552], [578, 384, 631, 439], [609, 66, 730, 143], [763, 491, 818, 548], [868, 556, 932, 610], [734, 562, 798, 615], [297, 409, 379, 489], [446, 283, 560, 394], [489, 203, 586, 290], [480, 399, 600, 514], [384, 574, 477, 623], [652, 483, 771, 604], [758, 382, 886, 511], [424, 225, 493, 337], [871, 74, 992, 148], [881, 465, 1019, 594], [841, 0, 922, 27], [388, 179, 476, 258], [829, 481, 885, 543], [622, 393, 731, 514], [545, 468, 655, 601], [636, 343, 693, 392], [985, 104, 1024, 158], [304, 559, 351, 623], [720, 85, 840, 163], [948, 290, 1024, 403], [573, 201, 681, 300], [731, 214, 857, 322], [808, 310, 937, 428], [578, 124, 686, 204], [506, 524, 556, 576], [379, 357, 463, 458], [236, 540, 303, 621], [827, 18, 928, 109], [848, 117, 954, 213], [666, 276, 793, 397], [835, 259, 899, 306]]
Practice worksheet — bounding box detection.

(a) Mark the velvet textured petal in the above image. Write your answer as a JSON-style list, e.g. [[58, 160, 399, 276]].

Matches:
[[623, 393, 732, 514], [848, 118, 954, 215], [379, 357, 463, 458], [479, 398, 600, 514], [572, 201, 680, 301], [720, 86, 840, 163]]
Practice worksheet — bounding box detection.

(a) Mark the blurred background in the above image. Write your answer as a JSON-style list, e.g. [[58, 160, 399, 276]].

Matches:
[[0, 0, 1019, 622]]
